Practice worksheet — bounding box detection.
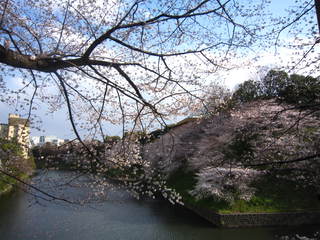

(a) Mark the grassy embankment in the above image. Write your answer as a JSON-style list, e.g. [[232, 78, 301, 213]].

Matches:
[[166, 168, 320, 214]]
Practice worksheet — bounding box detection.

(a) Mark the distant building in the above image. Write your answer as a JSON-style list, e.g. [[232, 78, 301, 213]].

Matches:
[[39, 136, 45, 145], [30, 136, 40, 146], [30, 135, 65, 147], [0, 114, 30, 158]]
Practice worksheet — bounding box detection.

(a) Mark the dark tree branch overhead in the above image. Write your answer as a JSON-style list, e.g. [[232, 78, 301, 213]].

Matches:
[[0, 46, 118, 72], [315, 0, 320, 33]]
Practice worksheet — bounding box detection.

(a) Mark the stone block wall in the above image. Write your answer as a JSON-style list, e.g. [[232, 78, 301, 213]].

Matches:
[[219, 212, 320, 228], [185, 203, 320, 228]]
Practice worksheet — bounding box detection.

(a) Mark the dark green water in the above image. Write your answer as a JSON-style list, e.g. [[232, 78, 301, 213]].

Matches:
[[0, 171, 318, 240]]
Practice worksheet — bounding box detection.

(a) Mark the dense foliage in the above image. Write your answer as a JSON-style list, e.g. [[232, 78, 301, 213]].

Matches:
[[233, 70, 320, 106]]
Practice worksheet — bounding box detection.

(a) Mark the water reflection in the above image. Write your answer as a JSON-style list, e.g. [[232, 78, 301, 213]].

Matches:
[[0, 171, 318, 240]]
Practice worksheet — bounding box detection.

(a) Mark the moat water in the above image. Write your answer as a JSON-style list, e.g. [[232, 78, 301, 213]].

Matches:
[[0, 171, 318, 240]]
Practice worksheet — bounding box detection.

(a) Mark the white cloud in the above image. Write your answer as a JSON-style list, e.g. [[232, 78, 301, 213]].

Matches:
[[213, 37, 320, 91]]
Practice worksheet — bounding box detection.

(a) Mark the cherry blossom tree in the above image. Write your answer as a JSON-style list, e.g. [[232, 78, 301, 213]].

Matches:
[[0, 0, 319, 138], [1, 0, 320, 204]]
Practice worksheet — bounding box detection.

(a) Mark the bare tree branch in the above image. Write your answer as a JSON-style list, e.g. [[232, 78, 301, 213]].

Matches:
[[243, 153, 320, 167], [0, 169, 75, 204]]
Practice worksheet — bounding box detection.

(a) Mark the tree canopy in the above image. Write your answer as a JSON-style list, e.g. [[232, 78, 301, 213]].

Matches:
[[233, 69, 320, 106]]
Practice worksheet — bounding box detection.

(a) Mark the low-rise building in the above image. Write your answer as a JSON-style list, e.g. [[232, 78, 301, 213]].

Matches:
[[30, 135, 65, 147], [0, 114, 30, 158]]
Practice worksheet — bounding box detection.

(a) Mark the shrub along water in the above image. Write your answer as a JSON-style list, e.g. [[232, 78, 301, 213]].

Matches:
[[0, 138, 35, 195]]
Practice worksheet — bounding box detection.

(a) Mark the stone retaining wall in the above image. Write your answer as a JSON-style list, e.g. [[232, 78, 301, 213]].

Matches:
[[185, 204, 320, 228]]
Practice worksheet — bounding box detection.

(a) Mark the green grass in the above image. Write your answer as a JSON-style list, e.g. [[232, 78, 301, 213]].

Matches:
[[241, 175, 320, 213], [166, 168, 320, 214]]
